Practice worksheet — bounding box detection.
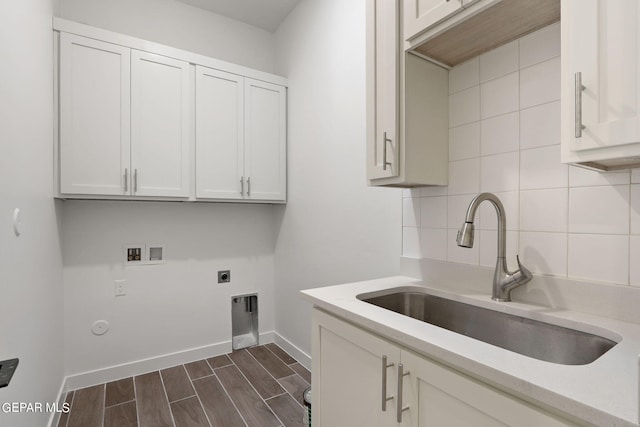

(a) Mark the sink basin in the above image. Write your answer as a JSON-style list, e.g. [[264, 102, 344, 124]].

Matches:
[[358, 291, 617, 365]]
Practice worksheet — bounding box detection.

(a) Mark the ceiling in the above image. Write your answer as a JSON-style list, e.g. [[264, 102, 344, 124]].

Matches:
[[175, 0, 301, 32]]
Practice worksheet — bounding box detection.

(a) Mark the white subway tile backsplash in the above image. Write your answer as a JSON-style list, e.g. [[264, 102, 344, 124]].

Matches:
[[481, 112, 519, 156], [447, 228, 479, 265], [631, 236, 640, 287], [403, 197, 420, 227], [569, 166, 630, 187], [479, 41, 518, 83], [449, 57, 479, 94], [480, 152, 519, 193], [519, 22, 560, 69], [630, 185, 640, 235], [520, 145, 567, 190], [421, 196, 447, 229], [450, 122, 480, 161], [520, 189, 568, 232], [421, 186, 448, 197], [450, 86, 480, 127], [569, 186, 629, 235], [568, 234, 629, 285], [481, 72, 519, 119], [448, 158, 480, 195], [478, 191, 519, 231], [479, 230, 519, 268], [403, 227, 421, 258], [519, 231, 567, 277], [411, 24, 639, 288], [421, 228, 448, 261], [402, 188, 422, 198], [520, 101, 560, 149], [520, 57, 560, 109]]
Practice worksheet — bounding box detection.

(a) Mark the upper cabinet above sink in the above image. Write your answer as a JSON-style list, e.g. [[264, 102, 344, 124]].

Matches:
[[407, 0, 560, 68], [561, 0, 640, 171], [366, 0, 560, 188]]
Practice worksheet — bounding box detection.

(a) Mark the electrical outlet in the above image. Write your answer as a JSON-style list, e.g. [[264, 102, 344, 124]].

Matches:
[[218, 270, 231, 283], [114, 280, 126, 296]]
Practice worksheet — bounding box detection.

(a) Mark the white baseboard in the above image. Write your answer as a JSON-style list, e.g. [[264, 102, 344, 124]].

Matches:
[[47, 379, 69, 427], [272, 333, 311, 370], [62, 331, 275, 393]]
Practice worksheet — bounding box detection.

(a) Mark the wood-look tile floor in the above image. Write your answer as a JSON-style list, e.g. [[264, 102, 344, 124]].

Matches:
[[58, 343, 311, 427]]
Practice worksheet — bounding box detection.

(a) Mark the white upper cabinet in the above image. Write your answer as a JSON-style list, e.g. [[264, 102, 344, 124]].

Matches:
[[369, 0, 400, 181], [244, 78, 287, 202], [195, 67, 244, 200], [131, 51, 190, 197], [195, 71, 287, 202], [59, 33, 131, 196], [55, 19, 287, 202], [404, 0, 463, 41], [562, 0, 640, 170], [367, 0, 449, 187]]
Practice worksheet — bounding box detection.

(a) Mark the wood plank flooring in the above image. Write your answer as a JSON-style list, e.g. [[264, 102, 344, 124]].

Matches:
[[58, 344, 310, 427]]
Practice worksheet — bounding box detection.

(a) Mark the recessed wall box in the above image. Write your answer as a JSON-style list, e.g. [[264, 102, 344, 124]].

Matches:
[[124, 243, 145, 264], [147, 244, 166, 264]]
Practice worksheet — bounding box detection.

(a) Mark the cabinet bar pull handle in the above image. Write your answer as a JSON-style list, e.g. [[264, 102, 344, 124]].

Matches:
[[240, 176, 244, 195], [381, 355, 394, 411], [397, 363, 410, 423], [247, 177, 251, 196], [134, 169, 138, 193], [383, 132, 393, 171], [124, 168, 128, 193], [575, 72, 586, 138]]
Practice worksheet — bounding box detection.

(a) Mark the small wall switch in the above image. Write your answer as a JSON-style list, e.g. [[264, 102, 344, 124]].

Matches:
[[114, 280, 126, 296], [218, 270, 231, 283]]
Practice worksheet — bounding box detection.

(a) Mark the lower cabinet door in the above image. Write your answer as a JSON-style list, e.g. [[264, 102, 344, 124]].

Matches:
[[312, 309, 401, 427], [401, 350, 577, 427]]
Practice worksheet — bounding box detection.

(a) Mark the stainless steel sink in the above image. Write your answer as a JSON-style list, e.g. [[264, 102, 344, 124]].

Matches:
[[358, 291, 617, 365]]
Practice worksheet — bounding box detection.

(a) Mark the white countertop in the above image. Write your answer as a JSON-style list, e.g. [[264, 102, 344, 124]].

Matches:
[[301, 274, 640, 427]]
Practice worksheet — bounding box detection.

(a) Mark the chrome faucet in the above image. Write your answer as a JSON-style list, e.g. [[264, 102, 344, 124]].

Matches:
[[456, 193, 532, 302]]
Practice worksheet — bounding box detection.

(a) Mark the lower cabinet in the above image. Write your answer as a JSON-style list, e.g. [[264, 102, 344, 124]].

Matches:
[[312, 309, 578, 427]]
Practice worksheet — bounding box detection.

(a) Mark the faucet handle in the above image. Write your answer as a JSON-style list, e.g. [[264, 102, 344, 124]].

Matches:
[[516, 255, 533, 282]]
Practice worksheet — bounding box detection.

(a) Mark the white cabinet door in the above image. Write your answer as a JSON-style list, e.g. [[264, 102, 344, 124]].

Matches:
[[401, 350, 577, 427], [563, 0, 640, 166], [195, 66, 244, 200], [368, 0, 400, 180], [403, 0, 463, 41], [313, 309, 400, 427], [59, 33, 131, 195], [244, 79, 287, 201], [131, 51, 191, 197]]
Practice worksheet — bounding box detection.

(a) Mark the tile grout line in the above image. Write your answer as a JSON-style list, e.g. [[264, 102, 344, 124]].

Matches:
[[179, 363, 212, 427], [104, 398, 136, 409], [230, 348, 287, 427], [249, 346, 306, 410], [204, 357, 249, 427], [157, 369, 178, 427], [133, 375, 140, 427], [263, 345, 309, 410], [101, 383, 106, 427]]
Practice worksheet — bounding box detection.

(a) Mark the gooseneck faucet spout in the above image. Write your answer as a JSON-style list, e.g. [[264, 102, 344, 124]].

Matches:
[[456, 193, 532, 302]]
